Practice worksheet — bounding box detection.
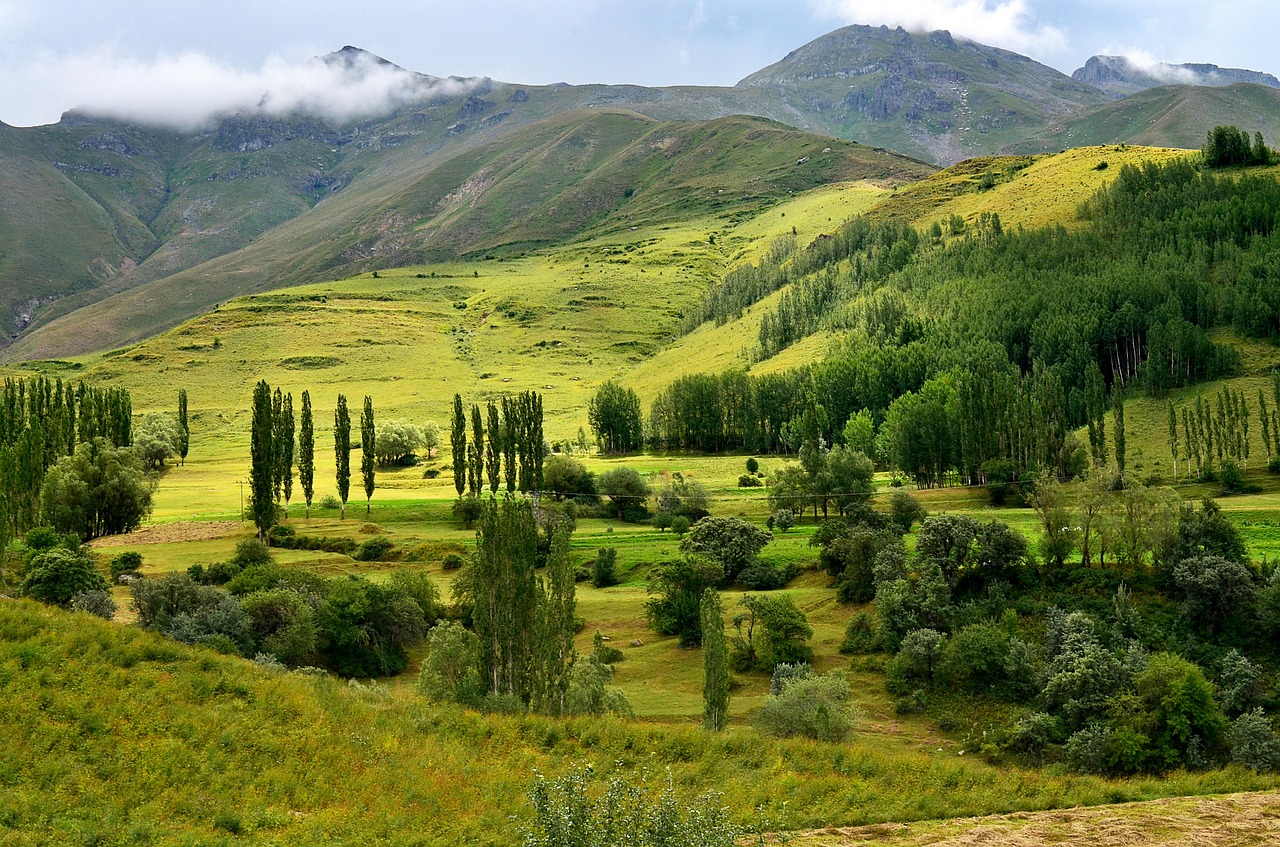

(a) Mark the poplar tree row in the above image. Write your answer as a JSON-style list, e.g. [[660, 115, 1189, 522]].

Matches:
[[451, 390, 544, 498], [0, 376, 134, 547], [1168, 385, 1261, 480], [249, 379, 378, 538]]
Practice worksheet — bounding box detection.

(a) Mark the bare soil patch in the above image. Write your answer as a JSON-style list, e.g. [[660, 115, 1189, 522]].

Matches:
[[91, 521, 243, 547]]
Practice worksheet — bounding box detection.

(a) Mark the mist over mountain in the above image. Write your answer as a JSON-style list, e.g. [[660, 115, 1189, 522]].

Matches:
[[1073, 54, 1280, 98]]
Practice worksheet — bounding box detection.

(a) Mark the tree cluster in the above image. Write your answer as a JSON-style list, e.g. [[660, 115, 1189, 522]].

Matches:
[[1203, 125, 1273, 168], [450, 391, 544, 503]]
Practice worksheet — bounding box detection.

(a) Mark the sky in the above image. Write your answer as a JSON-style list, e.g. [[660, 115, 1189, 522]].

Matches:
[[0, 0, 1274, 127]]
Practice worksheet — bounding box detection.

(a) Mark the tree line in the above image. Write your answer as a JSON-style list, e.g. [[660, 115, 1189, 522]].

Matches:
[[0, 376, 136, 548], [450, 390, 545, 500]]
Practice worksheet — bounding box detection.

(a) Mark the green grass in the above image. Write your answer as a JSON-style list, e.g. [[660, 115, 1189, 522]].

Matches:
[[4, 599, 1277, 847]]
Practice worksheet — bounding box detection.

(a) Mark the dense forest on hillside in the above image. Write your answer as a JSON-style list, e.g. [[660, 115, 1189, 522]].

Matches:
[[652, 160, 1280, 484]]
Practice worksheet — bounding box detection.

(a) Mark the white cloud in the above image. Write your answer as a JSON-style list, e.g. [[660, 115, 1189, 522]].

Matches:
[[2, 47, 478, 129], [811, 0, 1067, 56], [1105, 49, 1199, 83]]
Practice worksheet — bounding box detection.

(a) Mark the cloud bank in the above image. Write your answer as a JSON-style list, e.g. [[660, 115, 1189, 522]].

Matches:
[[811, 0, 1066, 56], [5, 48, 477, 129]]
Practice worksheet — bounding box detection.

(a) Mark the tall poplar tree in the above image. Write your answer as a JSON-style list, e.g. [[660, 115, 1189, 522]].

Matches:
[[501, 396, 517, 493], [361, 395, 376, 514], [469, 496, 539, 699], [485, 401, 501, 494], [279, 393, 295, 516], [271, 388, 284, 504], [451, 393, 467, 499], [470, 404, 484, 497], [176, 389, 189, 466], [334, 394, 351, 519], [249, 380, 275, 540], [701, 587, 729, 732], [1167, 400, 1179, 482], [299, 390, 315, 518], [532, 526, 576, 716]]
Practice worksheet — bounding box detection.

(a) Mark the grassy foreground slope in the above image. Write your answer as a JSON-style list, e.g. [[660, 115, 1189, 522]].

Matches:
[[3, 599, 1275, 847]]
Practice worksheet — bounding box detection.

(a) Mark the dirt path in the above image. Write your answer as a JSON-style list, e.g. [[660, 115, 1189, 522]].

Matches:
[[91, 521, 242, 547], [791, 791, 1280, 846]]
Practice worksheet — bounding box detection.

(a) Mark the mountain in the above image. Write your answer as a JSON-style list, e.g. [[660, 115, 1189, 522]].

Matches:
[[737, 25, 1108, 164], [2, 109, 931, 360], [5, 28, 1280, 360], [1008, 83, 1280, 154], [1073, 55, 1280, 98]]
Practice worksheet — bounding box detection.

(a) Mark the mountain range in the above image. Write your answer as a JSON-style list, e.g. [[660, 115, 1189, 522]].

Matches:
[[3, 25, 1278, 360]]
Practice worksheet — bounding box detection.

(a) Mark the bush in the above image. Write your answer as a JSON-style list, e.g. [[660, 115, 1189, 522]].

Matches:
[[839, 612, 879, 654], [22, 548, 108, 607], [769, 661, 814, 694], [109, 551, 143, 580], [887, 490, 926, 533], [441, 552, 465, 571], [592, 547, 618, 588], [416, 621, 482, 706], [730, 593, 813, 672], [354, 536, 396, 562], [225, 563, 283, 596], [231, 538, 272, 569], [523, 767, 738, 847], [737, 559, 797, 590], [679, 516, 772, 583], [896, 628, 947, 683], [752, 670, 856, 741], [645, 557, 724, 647], [1173, 554, 1257, 634], [937, 620, 1035, 700], [70, 589, 117, 619], [737, 474, 763, 488], [1005, 712, 1061, 761], [267, 524, 297, 548], [670, 515, 690, 537], [1218, 649, 1261, 716], [745, 457, 760, 474], [318, 494, 342, 510], [1231, 708, 1280, 772], [565, 654, 634, 717], [241, 589, 318, 666], [769, 509, 796, 532], [1219, 460, 1246, 494]]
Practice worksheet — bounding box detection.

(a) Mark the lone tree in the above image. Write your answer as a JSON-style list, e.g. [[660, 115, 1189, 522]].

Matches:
[[250, 380, 276, 540], [177, 388, 189, 466], [451, 393, 467, 499], [40, 439, 153, 540], [701, 587, 729, 731], [299, 390, 315, 518], [361, 395, 376, 514], [334, 394, 351, 519]]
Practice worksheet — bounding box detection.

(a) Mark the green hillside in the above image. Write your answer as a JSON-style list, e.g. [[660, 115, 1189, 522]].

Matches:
[[2, 111, 930, 362], [1009, 83, 1280, 154]]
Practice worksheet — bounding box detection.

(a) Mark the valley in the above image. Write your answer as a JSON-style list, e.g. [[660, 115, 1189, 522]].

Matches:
[[5, 19, 1280, 847]]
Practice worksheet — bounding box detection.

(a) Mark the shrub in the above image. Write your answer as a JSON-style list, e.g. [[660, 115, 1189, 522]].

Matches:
[[225, 563, 283, 596], [1005, 712, 1061, 761], [416, 621, 482, 706], [1133, 653, 1228, 770], [267, 524, 297, 548], [1173, 554, 1257, 634], [1232, 709, 1280, 772], [231, 538, 272, 569], [769, 661, 814, 694], [1219, 460, 1246, 494], [1218, 649, 1261, 716], [896, 628, 946, 683], [752, 670, 856, 741], [645, 558, 724, 647], [653, 511, 674, 532], [887, 490, 926, 533], [591, 630, 624, 664], [354, 536, 396, 561], [441, 552, 465, 571], [390, 570, 442, 626], [729, 593, 813, 672], [737, 560, 797, 590], [770, 509, 796, 532], [592, 547, 619, 588], [70, 589, 117, 619], [679, 516, 772, 583], [737, 474, 763, 488], [839, 612, 878, 654], [745, 457, 759, 474], [937, 620, 1035, 700], [109, 551, 143, 580], [523, 767, 738, 847], [565, 654, 634, 717], [22, 548, 108, 607], [241, 589, 318, 667], [318, 494, 342, 510], [670, 515, 690, 537]]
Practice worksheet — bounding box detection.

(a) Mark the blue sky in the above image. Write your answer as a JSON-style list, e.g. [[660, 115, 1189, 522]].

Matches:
[[0, 0, 1273, 126]]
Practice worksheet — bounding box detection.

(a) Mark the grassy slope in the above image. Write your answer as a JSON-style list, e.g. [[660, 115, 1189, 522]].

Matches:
[[1009, 83, 1280, 155], [4, 111, 930, 362], [3, 599, 1275, 847]]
